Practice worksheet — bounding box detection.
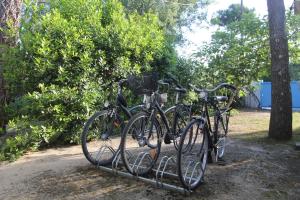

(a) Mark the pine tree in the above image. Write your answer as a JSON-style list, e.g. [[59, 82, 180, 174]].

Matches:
[[267, 0, 293, 139], [0, 0, 22, 131]]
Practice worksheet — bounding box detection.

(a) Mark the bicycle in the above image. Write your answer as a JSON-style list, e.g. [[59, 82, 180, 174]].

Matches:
[[177, 83, 237, 190], [163, 76, 192, 149], [81, 79, 144, 166], [119, 73, 191, 176]]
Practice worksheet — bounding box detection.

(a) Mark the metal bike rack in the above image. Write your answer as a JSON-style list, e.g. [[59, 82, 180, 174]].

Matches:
[[95, 144, 115, 165], [95, 146, 192, 195], [132, 152, 152, 174], [155, 155, 177, 186]]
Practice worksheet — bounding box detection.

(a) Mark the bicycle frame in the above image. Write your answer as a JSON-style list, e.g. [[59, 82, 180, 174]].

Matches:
[[194, 91, 235, 150], [101, 80, 145, 138], [115, 101, 144, 119], [147, 93, 188, 141]]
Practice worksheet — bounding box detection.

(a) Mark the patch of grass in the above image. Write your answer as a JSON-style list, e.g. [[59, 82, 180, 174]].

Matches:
[[229, 108, 240, 116], [230, 110, 300, 145]]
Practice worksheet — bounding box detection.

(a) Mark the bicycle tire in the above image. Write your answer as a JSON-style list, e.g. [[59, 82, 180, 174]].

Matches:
[[120, 111, 162, 176], [81, 110, 123, 166], [164, 105, 191, 149], [215, 111, 229, 159], [177, 118, 209, 190]]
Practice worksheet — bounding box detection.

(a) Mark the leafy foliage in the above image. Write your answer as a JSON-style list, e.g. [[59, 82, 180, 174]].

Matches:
[[211, 4, 254, 26], [193, 5, 270, 89], [1, 0, 165, 160], [287, 12, 300, 80], [119, 0, 210, 73], [193, 6, 300, 89], [120, 0, 209, 32]]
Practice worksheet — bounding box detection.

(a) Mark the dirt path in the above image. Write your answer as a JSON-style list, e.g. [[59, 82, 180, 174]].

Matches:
[[1, 136, 299, 200]]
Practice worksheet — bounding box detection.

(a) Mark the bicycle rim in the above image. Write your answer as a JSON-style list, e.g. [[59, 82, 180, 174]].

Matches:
[[81, 110, 122, 166], [164, 105, 191, 150], [121, 111, 161, 175], [216, 112, 229, 159], [178, 119, 208, 190]]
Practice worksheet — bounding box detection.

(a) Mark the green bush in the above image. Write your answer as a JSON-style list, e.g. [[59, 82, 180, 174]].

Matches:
[[1, 0, 165, 160]]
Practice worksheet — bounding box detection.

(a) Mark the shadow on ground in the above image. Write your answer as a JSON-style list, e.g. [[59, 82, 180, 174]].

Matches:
[[1, 137, 299, 200]]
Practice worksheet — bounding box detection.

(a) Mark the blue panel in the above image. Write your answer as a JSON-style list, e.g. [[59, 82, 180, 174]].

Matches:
[[260, 81, 300, 108], [260, 82, 272, 107], [291, 81, 300, 108]]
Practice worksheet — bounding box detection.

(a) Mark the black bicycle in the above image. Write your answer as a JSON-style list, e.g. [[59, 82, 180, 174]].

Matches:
[[120, 74, 191, 176], [177, 83, 237, 190], [81, 79, 144, 166], [163, 76, 192, 149]]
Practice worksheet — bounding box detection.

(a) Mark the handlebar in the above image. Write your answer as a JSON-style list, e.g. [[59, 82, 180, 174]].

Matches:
[[189, 84, 201, 93], [190, 83, 237, 110], [189, 83, 237, 93], [158, 78, 187, 94], [157, 79, 169, 86]]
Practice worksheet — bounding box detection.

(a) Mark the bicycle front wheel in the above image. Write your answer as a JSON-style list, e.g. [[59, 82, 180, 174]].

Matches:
[[215, 111, 229, 159], [120, 111, 162, 176], [177, 118, 209, 190], [81, 110, 123, 166]]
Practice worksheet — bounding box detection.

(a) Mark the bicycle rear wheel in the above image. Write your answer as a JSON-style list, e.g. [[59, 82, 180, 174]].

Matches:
[[164, 105, 191, 149], [81, 110, 123, 166], [177, 118, 208, 190], [120, 111, 161, 176]]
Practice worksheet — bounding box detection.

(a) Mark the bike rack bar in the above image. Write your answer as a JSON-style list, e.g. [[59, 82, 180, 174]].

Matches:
[[112, 150, 121, 170], [96, 145, 116, 168], [183, 160, 193, 182], [93, 143, 198, 195], [135, 153, 152, 174], [159, 156, 176, 185], [97, 165, 191, 195], [124, 150, 134, 160], [154, 156, 178, 187], [131, 152, 147, 170], [95, 146, 106, 165], [155, 156, 169, 181], [188, 162, 201, 185], [153, 169, 178, 179]]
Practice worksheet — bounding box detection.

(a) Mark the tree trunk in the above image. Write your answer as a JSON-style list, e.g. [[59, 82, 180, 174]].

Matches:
[[0, 0, 22, 131], [267, 0, 292, 140], [295, 0, 300, 15], [0, 50, 5, 131]]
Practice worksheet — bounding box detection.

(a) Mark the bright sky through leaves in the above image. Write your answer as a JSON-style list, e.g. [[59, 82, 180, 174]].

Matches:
[[178, 0, 294, 56]]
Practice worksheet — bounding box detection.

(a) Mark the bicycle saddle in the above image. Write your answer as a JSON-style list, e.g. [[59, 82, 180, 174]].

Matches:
[[117, 94, 128, 107], [215, 96, 228, 102]]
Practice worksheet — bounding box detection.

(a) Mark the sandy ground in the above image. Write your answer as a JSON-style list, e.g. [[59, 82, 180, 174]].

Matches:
[[0, 111, 300, 200]]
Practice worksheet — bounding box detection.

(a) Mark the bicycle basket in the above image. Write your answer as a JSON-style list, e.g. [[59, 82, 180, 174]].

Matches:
[[127, 73, 158, 95]]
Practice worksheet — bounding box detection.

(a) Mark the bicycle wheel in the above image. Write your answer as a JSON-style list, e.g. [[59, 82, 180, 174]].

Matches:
[[215, 111, 229, 159], [120, 111, 162, 176], [177, 118, 208, 190], [81, 110, 123, 166], [164, 105, 191, 149]]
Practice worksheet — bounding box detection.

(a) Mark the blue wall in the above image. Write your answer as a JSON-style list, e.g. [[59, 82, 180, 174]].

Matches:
[[260, 81, 300, 108]]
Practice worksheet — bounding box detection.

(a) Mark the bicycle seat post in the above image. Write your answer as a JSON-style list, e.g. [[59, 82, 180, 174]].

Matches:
[[175, 92, 179, 104]]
